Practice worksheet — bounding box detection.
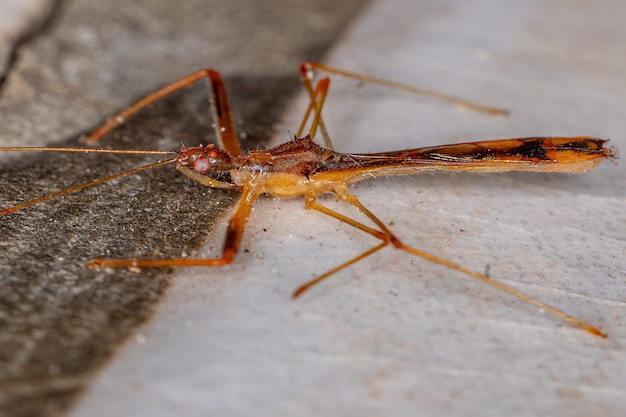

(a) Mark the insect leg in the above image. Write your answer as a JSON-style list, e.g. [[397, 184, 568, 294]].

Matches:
[[296, 74, 334, 149], [176, 165, 240, 190], [301, 61, 508, 116], [85, 184, 258, 268], [81, 69, 242, 157], [292, 195, 392, 297], [299, 189, 606, 337]]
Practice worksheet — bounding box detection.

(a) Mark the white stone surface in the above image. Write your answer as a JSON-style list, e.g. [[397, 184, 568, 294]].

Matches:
[[70, 0, 625, 416]]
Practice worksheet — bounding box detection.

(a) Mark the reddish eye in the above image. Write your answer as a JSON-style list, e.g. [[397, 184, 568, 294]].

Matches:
[[207, 150, 218, 159], [193, 157, 210, 173]]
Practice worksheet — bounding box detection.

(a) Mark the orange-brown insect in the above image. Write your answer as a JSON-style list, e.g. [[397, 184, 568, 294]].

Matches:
[[0, 63, 615, 337]]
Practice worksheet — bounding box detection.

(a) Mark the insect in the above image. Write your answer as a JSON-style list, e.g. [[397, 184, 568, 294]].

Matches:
[[0, 62, 614, 337]]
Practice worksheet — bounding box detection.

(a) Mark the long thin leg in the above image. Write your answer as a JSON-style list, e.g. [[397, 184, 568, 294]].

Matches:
[[81, 69, 242, 157], [297, 190, 606, 338], [301, 62, 509, 115], [296, 77, 332, 147], [85, 184, 259, 268], [296, 60, 509, 151], [297, 69, 334, 149], [292, 196, 392, 297]]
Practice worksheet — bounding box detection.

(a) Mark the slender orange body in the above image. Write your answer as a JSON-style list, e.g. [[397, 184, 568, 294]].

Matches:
[[176, 136, 611, 199]]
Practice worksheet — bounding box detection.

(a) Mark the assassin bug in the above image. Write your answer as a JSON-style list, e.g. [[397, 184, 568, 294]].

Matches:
[[0, 63, 614, 337]]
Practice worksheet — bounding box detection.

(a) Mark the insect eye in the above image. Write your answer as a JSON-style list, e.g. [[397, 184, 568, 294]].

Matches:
[[193, 157, 211, 173], [207, 150, 218, 159]]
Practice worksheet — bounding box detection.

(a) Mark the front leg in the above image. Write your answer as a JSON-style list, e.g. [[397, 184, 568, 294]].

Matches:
[[81, 68, 242, 157], [85, 184, 258, 268], [176, 165, 240, 190]]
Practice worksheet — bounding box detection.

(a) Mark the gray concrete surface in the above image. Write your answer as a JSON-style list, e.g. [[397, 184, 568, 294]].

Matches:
[[0, 0, 365, 416]]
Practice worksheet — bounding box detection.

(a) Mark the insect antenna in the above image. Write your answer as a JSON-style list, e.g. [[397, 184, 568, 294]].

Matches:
[[1, 147, 177, 214]]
